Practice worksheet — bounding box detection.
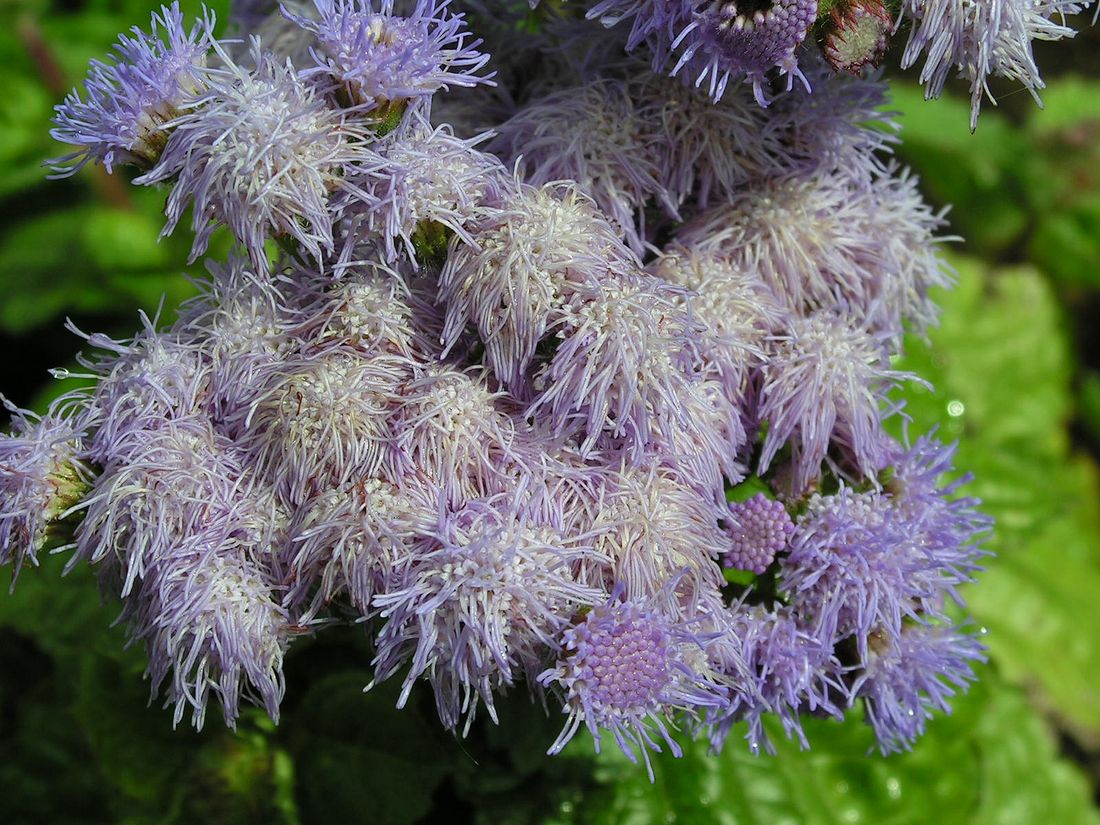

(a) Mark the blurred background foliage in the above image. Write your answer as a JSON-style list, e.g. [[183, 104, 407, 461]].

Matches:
[[1, 1, 1100, 822]]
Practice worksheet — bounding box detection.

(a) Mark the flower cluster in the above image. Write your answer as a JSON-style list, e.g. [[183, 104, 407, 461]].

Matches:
[[1, 0, 1021, 773]]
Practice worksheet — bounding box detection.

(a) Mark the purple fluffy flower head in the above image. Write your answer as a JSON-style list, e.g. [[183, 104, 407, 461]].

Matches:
[[282, 0, 493, 111], [527, 276, 708, 461], [714, 605, 844, 753], [138, 41, 376, 274], [343, 114, 508, 262], [539, 584, 727, 778], [899, 0, 1088, 130], [286, 475, 439, 617], [386, 366, 522, 503], [672, 0, 818, 105], [757, 311, 912, 494], [780, 483, 984, 654], [0, 402, 92, 578], [373, 491, 601, 733], [438, 182, 634, 394], [583, 466, 729, 600], [49, 2, 214, 175], [488, 79, 676, 254], [126, 534, 291, 728], [853, 622, 985, 753], [239, 351, 408, 506], [722, 493, 793, 574]]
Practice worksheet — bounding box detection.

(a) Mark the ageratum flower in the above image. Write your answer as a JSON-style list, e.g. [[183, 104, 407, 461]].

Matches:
[[672, 0, 818, 105], [899, 0, 1088, 129], [539, 586, 727, 779], [138, 41, 377, 274], [586, 0, 695, 54], [386, 366, 523, 503], [73, 318, 209, 462], [648, 242, 785, 411], [123, 533, 290, 728], [0, 403, 92, 576], [239, 351, 409, 506], [853, 622, 985, 753], [885, 433, 994, 569], [175, 256, 296, 428], [286, 476, 439, 617], [282, 0, 493, 109], [71, 417, 262, 597], [764, 57, 897, 184], [780, 485, 984, 653], [722, 493, 793, 574], [342, 114, 508, 262], [489, 78, 676, 253], [49, 2, 213, 175], [438, 183, 634, 394], [714, 605, 843, 753], [373, 492, 602, 733], [625, 66, 783, 212], [675, 168, 953, 341], [757, 312, 910, 493], [290, 259, 440, 361], [528, 276, 709, 461], [582, 466, 730, 600]]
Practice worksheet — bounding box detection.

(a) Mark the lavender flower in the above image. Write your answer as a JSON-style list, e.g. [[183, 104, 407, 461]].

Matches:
[[282, 0, 493, 110], [49, 2, 213, 175], [757, 311, 910, 493], [0, 403, 91, 577], [527, 276, 707, 460], [648, 242, 785, 409], [583, 466, 729, 600], [488, 79, 675, 253], [438, 183, 634, 393], [780, 485, 983, 653], [675, 169, 952, 340], [386, 366, 521, 503], [138, 41, 376, 274], [289, 259, 439, 360], [287, 476, 439, 616], [373, 493, 601, 732], [625, 67, 781, 212], [125, 537, 290, 728], [853, 622, 985, 753], [671, 0, 818, 105], [722, 493, 793, 574], [342, 114, 508, 262], [899, 0, 1088, 129], [239, 351, 408, 506], [539, 587, 727, 778], [714, 605, 844, 753], [72, 417, 259, 597]]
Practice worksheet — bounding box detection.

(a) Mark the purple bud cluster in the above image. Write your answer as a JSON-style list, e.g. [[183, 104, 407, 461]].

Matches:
[[0, 0, 1015, 772]]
